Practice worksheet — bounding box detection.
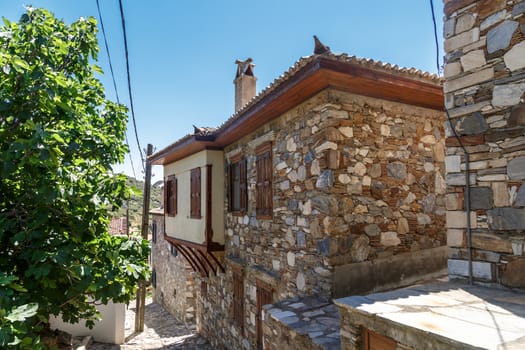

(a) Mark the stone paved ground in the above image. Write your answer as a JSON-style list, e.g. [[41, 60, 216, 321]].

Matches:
[[90, 299, 215, 350]]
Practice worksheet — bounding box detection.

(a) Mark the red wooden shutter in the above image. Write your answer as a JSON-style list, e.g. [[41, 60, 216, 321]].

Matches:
[[239, 158, 247, 213], [170, 177, 177, 216], [256, 280, 273, 349], [165, 176, 177, 216], [256, 143, 272, 217], [233, 269, 244, 331], [190, 167, 201, 218]]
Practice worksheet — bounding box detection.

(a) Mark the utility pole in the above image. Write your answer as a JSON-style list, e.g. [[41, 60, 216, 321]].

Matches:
[[135, 143, 153, 333]]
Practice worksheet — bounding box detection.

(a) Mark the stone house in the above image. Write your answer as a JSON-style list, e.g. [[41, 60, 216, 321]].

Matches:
[[148, 39, 446, 349], [336, 1, 525, 349]]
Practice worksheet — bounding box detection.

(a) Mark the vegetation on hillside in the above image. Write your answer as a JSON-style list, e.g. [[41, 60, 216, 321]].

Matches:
[[111, 176, 163, 233]]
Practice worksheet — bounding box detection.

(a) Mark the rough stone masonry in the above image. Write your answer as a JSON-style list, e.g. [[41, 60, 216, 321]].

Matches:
[[443, 0, 525, 288]]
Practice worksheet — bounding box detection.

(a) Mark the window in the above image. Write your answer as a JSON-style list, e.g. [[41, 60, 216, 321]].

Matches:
[[255, 143, 272, 217], [232, 268, 244, 331], [229, 155, 247, 214], [190, 167, 201, 218], [256, 279, 273, 349], [165, 175, 177, 216]]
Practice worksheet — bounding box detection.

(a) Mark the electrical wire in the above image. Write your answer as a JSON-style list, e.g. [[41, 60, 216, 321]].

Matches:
[[118, 0, 146, 172], [429, 0, 442, 75], [95, 0, 138, 180], [429, 0, 473, 285]]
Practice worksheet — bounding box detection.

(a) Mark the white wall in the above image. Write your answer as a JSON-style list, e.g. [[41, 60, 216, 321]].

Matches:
[[49, 300, 126, 344], [164, 149, 224, 245]]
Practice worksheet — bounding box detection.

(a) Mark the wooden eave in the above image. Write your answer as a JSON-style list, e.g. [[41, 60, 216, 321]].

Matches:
[[164, 234, 225, 277], [148, 56, 443, 165]]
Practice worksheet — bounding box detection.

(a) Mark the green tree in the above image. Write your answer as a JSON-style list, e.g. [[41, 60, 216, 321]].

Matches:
[[0, 8, 149, 348]]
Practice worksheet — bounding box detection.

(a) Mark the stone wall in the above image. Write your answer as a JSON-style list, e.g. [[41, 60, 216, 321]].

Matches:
[[197, 87, 446, 349], [150, 214, 196, 323], [443, 0, 525, 288]]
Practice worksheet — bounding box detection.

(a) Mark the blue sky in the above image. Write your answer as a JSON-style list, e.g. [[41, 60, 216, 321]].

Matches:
[[1, 1, 444, 180]]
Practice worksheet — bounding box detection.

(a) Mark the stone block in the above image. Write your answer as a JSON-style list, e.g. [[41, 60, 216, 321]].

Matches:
[[446, 211, 477, 229], [387, 161, 407, 179], [508, 156, 525, 180], [445, 155, 461, 173], [446, 193, 461, 210], [515, 185, 525, 207], [504, 41, 525, 71], [472, 232, 513, 253], [447, 259, 493, 280], [317, 238, 331, 256], [447, 101, 491, 119], [509, 105, 525, 127], [460, 50, 486, 72], [512, 1, 525, 16], [487, 20, 519, 53], [447, 229, 464, 247], [316, 170, 334, 190], [444, 0, 477, 17], [296, 231, 306, 248], [493, 83, 525, 107], [444, 18, 455, 39], [446, 173, 476, 186], [488, 208, 525, 230], [470, 187, 493, 210], [444, 67, 493, 93], [444, 62, 462, 78], [350, 235, 370, 263], [480, 10, 506, 31], [458, 112, 488, 135], [455, 13, 475, 33], [501, 258, 525, 288], [444, 28, 480, 52], [477, 0, 506, 18], [364, 224, 380, 237], [492, 182, 510, 207], [380, 231, 401, 246]]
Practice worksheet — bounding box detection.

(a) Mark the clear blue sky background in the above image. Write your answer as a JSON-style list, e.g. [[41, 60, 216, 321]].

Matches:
[[1, 1, 444, 181]]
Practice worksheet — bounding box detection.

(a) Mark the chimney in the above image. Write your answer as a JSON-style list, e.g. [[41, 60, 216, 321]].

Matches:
[[234, 58, 256, 113]]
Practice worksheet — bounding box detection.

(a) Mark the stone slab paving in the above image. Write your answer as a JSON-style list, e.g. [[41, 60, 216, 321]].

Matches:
[[266, 296, 341, 350], [336, 280, 525, 350], [90, 299, 215, 350]]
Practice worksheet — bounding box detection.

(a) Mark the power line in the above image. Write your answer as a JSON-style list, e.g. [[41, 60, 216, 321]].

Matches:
[[429, 0, 473, 285], [118, 0, 145, 172], [429, 0, 442, 75], [95, 0, 138, 180]]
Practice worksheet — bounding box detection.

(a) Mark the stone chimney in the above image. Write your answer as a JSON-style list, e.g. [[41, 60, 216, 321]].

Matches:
[[234, 58, 256, 113]]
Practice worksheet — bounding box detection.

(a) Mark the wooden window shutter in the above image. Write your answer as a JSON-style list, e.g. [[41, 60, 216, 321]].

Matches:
[[256, 280, 273, 349], [232, 269, 244, 331], [256, 143, 272, 217], [165, 176, 177, 216], [190, 167, 201, 218], [229, 155, 248, 214], [239, 157, 247, 213]]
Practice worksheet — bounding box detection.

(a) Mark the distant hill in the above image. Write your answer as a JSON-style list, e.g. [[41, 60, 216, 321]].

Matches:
[[111, 176, 163, 234]]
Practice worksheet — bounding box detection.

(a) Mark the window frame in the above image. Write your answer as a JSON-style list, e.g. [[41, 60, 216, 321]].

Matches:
[[255, 142, 273, 219], [228, 154, 248, 215], [190, 167, 202, 219], [165, 175, 177, 217]]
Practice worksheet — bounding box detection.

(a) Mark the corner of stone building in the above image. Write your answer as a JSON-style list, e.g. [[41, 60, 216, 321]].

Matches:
[[443, 0, 525, 289]]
